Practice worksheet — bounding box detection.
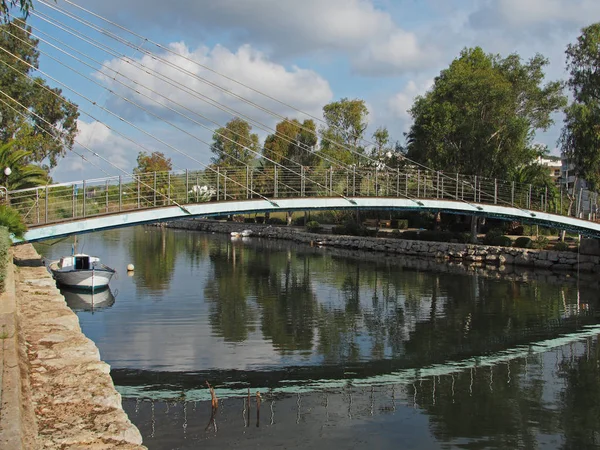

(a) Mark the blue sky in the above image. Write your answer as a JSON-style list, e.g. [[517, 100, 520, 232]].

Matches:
[[19, 0, 600, 181]]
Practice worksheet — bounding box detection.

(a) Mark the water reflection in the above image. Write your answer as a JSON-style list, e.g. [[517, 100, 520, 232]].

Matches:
[[61, 286, 115, 312], [122, 336, 600, 449]]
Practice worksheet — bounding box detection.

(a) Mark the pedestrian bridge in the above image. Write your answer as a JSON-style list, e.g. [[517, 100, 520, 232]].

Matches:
[[8, 166, 600, 242]]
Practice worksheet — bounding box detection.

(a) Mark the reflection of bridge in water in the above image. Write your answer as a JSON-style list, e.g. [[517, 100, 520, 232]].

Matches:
[[122, 333, 600, 448], [9, 166, 600, 242], [115, 323, 600, 402]]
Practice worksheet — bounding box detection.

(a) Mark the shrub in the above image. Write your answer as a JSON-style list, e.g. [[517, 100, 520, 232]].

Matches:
[[293, 216, 306, 226], [533, 235, 549, 250], [305, 221, 322, 233], [267, 217, 286, 225], [483, 229, 504, 245], [255, 216, 265, 224], [244, 217, 255, 224], [0, 227, 10, 293], [402, 230, 420, 240], [332, 225, 346, 235], [553, 241, 570, 252], [0, 205, 27, 240], [397, 219, 409, 230], [487, 235, 512, 247], [514, 237, 533, 249]]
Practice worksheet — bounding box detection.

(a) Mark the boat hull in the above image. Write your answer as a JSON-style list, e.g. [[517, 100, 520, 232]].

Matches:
[[50, 265, 114, 291]]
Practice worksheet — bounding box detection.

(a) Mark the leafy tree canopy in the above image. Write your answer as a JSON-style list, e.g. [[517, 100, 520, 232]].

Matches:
[[134, 151, 172, 174], [0, 140, 48, 190], [210, 117, 259, 167], [1, 0, 32, 21], [406, 47, 566, 179], [263, 118, 318, 167], [561, 23, 600, 190], [319, 98, 369, 166], [0, 19, 79, 169]]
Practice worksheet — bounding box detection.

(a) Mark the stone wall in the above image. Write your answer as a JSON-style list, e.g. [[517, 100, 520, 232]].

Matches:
[[11, 245, 145, 449], [161, 219, 600, 273]]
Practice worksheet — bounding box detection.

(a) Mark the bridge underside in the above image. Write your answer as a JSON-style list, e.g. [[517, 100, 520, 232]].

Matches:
[[19, 197, 600, 242]]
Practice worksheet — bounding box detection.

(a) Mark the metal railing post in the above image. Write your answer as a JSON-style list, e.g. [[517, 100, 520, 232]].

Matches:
[[436, 171, 440, 199], [72, 184, 76, 218], [44, 185, 48, 224], [544, 186, 548, 212], [119, 176, 123, 212], [511, 181, 515, 207], [528, 184, 532, 209], [494, 179, 497, 204], [274, 166, 278, 198], [137, 176, 141, 208], [185, 169, 189, 203], [36, 188, 40, 224], [456, 173, 459, 200], [417, 169, 421, 197], [473, 176, 477, 202], [246, 166, 249, 199], [105, 180, 109, 213], [301, 166, 305, 197], [153, 172, 157, 207], [217, 167, 220, 201], [330, 167, 334, 196], [224, 170, 227, 199], [560, 187, 563, 214], [168, 172, 171, 205], [353, 165, 356, 196], [82, 180, 86, 218]]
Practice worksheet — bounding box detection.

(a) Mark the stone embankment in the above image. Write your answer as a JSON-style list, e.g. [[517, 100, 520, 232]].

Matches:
[[162, 219, 600, 273], [0, 244, 144, 449]]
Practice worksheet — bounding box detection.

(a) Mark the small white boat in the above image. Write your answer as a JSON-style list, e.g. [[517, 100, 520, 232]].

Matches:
[[241, 229, 253, 237], [231, 231, 242, 238], [49, 254, 116, 291]]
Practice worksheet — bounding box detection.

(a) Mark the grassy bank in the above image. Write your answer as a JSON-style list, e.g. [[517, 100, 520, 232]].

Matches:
[[0, 226, 10, 292]]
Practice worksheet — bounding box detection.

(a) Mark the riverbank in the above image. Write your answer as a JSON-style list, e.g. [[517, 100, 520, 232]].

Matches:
[[160, 219, 600, 273], [0, 244, 144, 449]]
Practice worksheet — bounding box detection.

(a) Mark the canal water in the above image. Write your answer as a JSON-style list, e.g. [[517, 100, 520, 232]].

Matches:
[[35, 225, 600, 449]]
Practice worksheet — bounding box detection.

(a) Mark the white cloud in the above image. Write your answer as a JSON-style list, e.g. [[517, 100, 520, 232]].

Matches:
[[69, 0, 435, 76], [388, 79, 433, 123], [95, 42, 333, 128], [469, 0, 600, 30]]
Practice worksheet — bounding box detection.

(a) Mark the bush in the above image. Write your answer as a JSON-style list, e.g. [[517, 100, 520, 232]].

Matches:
[[255, 216, 265, 224], [533, 235, 549, 250], [0, 227, 10, 293], [396, 219, 408, 230], [332, 225, 347, 235], [553, 241, 570, 252], [514, 237, 533, 249], [402, 230, 420, 240], [487, 235, 512, 247], [267, 217, 286, 225], [483, 229, 503, 245], [244, 217, 255, 224], [293, 216, 306, 226], [0, 205, 27, 240], [305, 221, 322, 233]]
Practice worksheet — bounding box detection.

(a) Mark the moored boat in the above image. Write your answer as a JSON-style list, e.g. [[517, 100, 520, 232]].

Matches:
[[61, 286, 116, 312], [49, 253, 116, 291]]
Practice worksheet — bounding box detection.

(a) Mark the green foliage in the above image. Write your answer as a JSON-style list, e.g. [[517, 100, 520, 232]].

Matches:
[[319, 98, 369, 165], [514, 237, 533, 248], [561, 23, 600, 190], [1, 1, 32, 20], [263, 118, 318, 167], [397, 219, 409, 230], [0, 205, 26, 239], [407, 47, 566, 179], [402, 230, 420, 240], [553, 241, 571, 252], [244, 217, 255, 224], [305, 221, 322, 233], [533, 236, 550, 250], [0, 19, 79, 168], [134, 151, 172, 174], [0, 226, 9, 292], [211, 117, 259, 167], [332, 225, 347, 235], [267, 217, 285, 225], [0, 140, 47, 190]]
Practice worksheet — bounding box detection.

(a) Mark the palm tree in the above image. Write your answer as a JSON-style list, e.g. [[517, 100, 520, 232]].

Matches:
[[0, 141, 48, 191]]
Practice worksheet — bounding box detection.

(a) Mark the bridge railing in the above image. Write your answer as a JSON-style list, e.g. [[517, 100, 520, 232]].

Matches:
[[6, 165, 599, 226]]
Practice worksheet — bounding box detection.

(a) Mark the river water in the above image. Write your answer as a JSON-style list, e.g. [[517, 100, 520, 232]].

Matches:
[[35, 225, 600, 449]]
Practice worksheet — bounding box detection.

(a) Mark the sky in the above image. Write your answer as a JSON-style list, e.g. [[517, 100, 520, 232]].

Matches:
[[20, 0, 600, 182]]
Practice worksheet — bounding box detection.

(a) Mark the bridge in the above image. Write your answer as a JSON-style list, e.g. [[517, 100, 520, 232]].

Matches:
[[8, 165, 600, 242]]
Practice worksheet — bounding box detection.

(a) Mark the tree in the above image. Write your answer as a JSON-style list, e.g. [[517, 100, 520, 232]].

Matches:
[[0, 140, 47, 190], [560, 24, 600, 191], [133, 151, 172, 174], [210, 117, 259, 167], [263, 118, 318, 167], [406, 47, 566, 179], [0, 19, 79, 169], [319, 98, 369, 166], [1, 0, 33, 20], [0, 205, 26, 239]]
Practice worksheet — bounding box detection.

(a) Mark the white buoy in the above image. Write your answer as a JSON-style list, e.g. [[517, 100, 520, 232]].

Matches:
[[127, 263, 135, 271]]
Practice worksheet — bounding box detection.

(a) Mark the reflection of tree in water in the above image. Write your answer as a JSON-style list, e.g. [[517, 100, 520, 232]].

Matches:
[[204, 240, 257, 342], [130, 227, 178, 292], [414, 359, 556, 448], [246, 251, 318, 353], [558, 337, 600, 449]]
